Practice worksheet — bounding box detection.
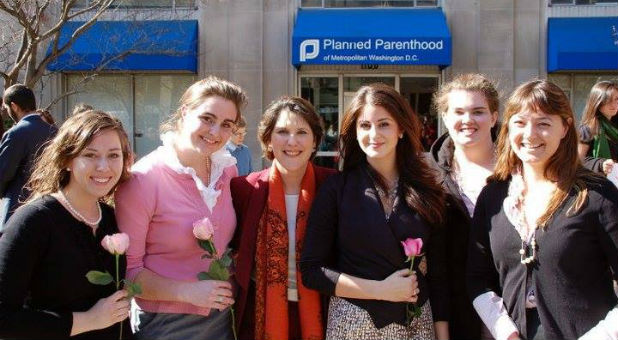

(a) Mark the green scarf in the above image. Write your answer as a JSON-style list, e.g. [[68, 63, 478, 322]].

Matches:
[[593, 115, 618, 159]]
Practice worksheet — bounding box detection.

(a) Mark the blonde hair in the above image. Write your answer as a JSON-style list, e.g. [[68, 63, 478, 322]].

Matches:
[[26, 110, 132, 203], [160, 76, 248, 133], [491, 80, 592, 227]]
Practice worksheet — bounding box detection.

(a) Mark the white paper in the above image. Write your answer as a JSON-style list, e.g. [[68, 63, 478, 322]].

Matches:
[[607, 166, 618, 188]]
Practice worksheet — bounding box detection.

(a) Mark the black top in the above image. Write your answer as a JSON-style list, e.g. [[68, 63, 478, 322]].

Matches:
[[579, 124, 618, 172], [300, 165, 448, 329], [467, 175, 618, 340], [428, 133, 483, 340], [0, 195, 131, 339]]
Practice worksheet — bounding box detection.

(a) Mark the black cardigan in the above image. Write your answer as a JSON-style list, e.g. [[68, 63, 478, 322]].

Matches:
[[300, 165, 448, 329], [428, 133, 484, 340], [0, 195, 131, 339], [467, 176, 618, 340]]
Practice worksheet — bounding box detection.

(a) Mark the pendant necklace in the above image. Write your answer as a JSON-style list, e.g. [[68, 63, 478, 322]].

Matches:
[[58, 190, 102, 227], [518, 201, 537, 265]]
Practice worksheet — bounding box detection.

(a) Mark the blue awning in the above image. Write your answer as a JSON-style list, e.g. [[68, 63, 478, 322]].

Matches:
[[547, 17, 618, 72], [292, 8, 451, 67], [46, 20, 198, 72]]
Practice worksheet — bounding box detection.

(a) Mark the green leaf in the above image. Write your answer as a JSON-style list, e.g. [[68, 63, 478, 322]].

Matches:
[[86, 271, 114, 285], [124, 280, 142, 297], [197, 271, 213, 281], [208, 260, 230, 281]]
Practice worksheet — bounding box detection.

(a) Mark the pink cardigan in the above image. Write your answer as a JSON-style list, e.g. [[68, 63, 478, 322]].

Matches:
[[114, 146, 237, 316]]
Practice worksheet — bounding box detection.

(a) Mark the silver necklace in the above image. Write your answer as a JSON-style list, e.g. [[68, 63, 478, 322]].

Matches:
[[59, 190, 102, 227]]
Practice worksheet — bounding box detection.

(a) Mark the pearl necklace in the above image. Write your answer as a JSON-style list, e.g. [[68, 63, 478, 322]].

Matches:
[[59, 190, 102, 227]]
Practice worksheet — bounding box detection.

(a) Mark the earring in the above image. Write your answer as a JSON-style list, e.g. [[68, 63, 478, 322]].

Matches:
[[399, 134, 403, 139], [66, 168, 71, 172], [267, 146, 273, 152]]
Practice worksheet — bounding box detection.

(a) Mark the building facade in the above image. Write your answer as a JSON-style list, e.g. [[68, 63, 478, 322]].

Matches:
[[39, 0, 618, 168]]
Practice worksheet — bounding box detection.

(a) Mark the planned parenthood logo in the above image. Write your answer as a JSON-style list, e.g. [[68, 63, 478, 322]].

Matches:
[[300, 39, 320, 61]]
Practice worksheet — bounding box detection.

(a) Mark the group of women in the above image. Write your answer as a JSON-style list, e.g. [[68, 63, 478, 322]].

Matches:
[[0, 74, 616, 340]]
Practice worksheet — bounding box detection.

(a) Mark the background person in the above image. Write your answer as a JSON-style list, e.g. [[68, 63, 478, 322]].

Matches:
[[467, 80, 618, 340], [429, 73, 500, 340], [578, 81, 618, 174], [226, 116, 252, 176], [0, 110, 133, 339], [114, 76, 246, 340], [0, 84, 57, 232], [301, 83, 449, 340], [231, 96, 335, 340]]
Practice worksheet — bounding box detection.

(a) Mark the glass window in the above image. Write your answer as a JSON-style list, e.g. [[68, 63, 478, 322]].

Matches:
[[67, 75, 133, 138], [67, 73, 196, 159], [300, 0, 438, 7], [134, 75, 196, 157]]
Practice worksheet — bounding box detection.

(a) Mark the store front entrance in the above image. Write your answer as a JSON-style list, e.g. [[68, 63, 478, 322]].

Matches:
[[300, 74, 439, 168]]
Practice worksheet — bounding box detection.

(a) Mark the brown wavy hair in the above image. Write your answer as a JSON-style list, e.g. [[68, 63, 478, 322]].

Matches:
[[492, 80, 591, 227], [160, 75, 248, 134], [258, 96, 324, 161], [340, 83, 445, 226], [580, 80, 618, 135], [26, 110, 132, 203]]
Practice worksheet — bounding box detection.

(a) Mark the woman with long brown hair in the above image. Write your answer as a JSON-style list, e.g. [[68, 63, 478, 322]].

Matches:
[[577, 81, 618, 174], [301, 83, 448, 340], [467, 80, 618, 340], [0, 110, 133, 339]]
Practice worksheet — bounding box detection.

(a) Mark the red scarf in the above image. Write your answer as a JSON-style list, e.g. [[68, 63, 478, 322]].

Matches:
[[254, 163, 324, 340]]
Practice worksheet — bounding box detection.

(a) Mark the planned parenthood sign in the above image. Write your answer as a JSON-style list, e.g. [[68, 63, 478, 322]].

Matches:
[[292, 37, 452, 67]]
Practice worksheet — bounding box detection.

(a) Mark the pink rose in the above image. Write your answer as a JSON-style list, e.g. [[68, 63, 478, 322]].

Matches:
[[401, 238, 423, 258], [101, 233, 130, 255], [193, 217, 215, 241]]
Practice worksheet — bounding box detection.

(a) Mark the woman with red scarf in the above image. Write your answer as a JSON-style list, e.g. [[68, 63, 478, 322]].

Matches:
[[231, 96, 335, 340]]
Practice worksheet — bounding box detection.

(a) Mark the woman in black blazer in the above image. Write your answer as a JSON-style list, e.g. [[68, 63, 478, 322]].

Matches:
[[467, 80, 618, 340], [301, 83, 449, 340]]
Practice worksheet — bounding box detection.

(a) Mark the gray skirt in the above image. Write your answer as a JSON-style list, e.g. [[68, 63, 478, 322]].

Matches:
[[325, 296, 435, 340], [131, 301, 233, 340]]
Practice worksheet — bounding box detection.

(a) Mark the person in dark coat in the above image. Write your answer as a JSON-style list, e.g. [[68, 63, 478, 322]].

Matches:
[[428, 73, 500, 340], [467, 80, 618, 340], [0, 84, 57, 232], [231, 96, 335, 340], [0, 110, 133, 339]]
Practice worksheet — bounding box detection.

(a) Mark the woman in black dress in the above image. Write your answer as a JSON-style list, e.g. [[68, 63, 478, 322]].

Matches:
[[467, 80, 618, 340], [0, 110, 133, 339]]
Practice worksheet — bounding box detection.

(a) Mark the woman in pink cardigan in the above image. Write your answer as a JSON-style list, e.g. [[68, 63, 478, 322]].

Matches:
[[114, 76, 247, 340]]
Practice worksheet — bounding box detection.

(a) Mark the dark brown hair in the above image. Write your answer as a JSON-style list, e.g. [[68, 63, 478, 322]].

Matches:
[[26, 110, 132, 203], [258, 96, 324, 161], [492, 80, 590, 226], [340, 83, 445, 226]]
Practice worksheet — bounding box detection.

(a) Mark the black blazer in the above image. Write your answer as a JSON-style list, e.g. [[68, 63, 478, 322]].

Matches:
[[467, 175, 618, 340], [300, 164, 449, 329], [0, 114, 57, 231]]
